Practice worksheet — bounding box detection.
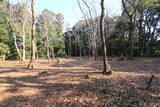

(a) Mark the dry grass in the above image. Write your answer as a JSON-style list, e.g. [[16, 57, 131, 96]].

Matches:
[[0, 57, 159, 107]]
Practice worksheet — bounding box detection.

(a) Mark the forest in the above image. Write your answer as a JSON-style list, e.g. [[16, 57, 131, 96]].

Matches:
[[0, 0, 160, 106]]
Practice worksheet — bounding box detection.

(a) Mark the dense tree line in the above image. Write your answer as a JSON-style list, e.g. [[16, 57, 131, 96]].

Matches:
[[0, 0, 65, 61], [64, 0, 160, 59], [0, 0, 160, 63]]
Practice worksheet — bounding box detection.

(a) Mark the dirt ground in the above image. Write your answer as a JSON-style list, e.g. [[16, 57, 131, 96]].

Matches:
[[0, 57, 160, 107]]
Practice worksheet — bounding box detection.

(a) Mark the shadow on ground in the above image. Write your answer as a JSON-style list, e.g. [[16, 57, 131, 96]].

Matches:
[[0, 58, 160, 106], [0, 69, 160, 106]]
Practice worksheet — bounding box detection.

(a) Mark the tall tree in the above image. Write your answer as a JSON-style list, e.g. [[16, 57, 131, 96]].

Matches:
[[37, 11, 65, 58], [122, 0, 139, 60], [20, 2, 29, 61], [38, 9, 56, 59], [100, 0, 111, 74], [12, 2, 29, 61], [7, 0, 22, 60], [27, 0, 36, 69], [77, 0, 98, 60]]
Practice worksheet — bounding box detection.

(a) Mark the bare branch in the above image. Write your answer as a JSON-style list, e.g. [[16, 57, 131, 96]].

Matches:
[[77, 0, 90, 27]]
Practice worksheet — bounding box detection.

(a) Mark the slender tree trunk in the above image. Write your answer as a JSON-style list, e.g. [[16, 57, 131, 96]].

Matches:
[[67, 42, 70, 58], [35, 41, 38, 59], [45, 25, 50, 60], [88, 43, 91, 59], [8, 19, 22, 60], [81, 41, 85, 56], [7, 1, 22, 60], [139, 29, 144, 56], [92, 42, 96, 60], [10, 25, 22, 60], [22, 19, 26, 61], [128, 18, 134, 60], [51, 48, 55, 59], [138, 15, 144, 56], [46, 35, 50, 60], [47, 47, 50, 59], [145, 38, 151, 57], [75, 37, 78, 57], [27, 0, 36, 69], [13, 33, 22, 60], [79, 38, 82, 57], [100, 0, 111, 74], [8, 26, 20, 60], [93, 32, 97, 60], [88, 35, 92, 59], [69, 36, 72, 57], [121, 0, 138, 60]]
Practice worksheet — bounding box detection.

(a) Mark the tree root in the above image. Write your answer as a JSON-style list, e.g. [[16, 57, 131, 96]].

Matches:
[[102, 70, 112, 75]]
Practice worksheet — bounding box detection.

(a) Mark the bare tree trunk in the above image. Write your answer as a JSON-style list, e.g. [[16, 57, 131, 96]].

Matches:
[[46, 36, 50, 60], [121, 0, 139, 60], [79, 36, 82, 57], [7, 1, 22, 60], [79, 29, 82, 57], [77, 0, 97, 60], [35, 42, 38, 59], [145, 39, 151, 57], [13, 33, 22, 60], [138, 13, 144, 56], [47, 47, 50, 59], [27, 0, 36, 69], [50, 48, 55, 59], [128, 18, 134, 60], [92, 32, 97, 60], [22, 18, 26, 61], [45, 25, 50, 60], [100, 0, 111, 74], [69, 36, 72, 57], [75, 36, 78, 57], [88, 43, 91, 59]]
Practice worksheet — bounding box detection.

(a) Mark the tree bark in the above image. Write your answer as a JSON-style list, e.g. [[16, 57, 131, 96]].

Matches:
[[100, 0, 111, 74], [27, 0, 36, 69], [121, 0, 139, 60], [13, 32, 22, 60], [45, 24, 50, 60], [91, 32, 97, 60], [7, 1, 22, 60], [77, 0, 97, 60], [128, 18, 134, 60], [46, 35, 50, 60], [22, 18, 26, 61], [69, 35, 72, 57]]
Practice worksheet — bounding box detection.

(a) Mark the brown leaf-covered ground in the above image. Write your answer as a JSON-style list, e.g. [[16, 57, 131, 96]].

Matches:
[[0, 58, 160, 107]]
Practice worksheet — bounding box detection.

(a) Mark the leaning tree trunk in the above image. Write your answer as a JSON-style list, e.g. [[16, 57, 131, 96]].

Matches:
[[27, 0, 36, 69], [7, 1, 22, 60], [13, 33, 22, 60], [100, 0, 111, 75]]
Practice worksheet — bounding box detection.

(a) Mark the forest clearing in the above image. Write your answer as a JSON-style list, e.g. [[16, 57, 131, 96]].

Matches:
[[0, 0, 160, 106], [0, 58, 160, 106]]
